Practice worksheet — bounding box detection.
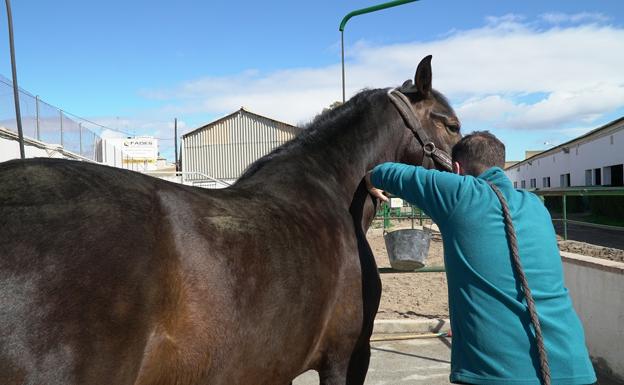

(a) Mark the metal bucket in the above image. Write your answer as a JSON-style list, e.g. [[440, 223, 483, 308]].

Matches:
[[384, 228, 431, 271]]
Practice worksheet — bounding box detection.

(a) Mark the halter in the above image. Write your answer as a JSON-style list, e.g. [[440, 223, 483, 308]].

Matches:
[[387, 88, 453, 172]]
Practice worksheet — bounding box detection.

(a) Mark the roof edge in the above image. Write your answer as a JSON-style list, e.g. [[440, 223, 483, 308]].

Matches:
[[505, 116, 624, 170], [182, 108, 300, 138]]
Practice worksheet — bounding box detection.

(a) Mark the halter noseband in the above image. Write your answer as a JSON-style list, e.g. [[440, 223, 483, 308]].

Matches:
[[387, 88, 453, 172]]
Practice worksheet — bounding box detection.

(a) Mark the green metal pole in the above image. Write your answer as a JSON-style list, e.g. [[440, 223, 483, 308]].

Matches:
[[339, 0, 419, 102], [384, 202, 390, 229], [563, 194, 568, 240], [413, 266, 445, 273]]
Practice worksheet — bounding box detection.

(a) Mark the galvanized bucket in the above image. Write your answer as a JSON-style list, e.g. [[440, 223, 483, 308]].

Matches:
[[384, 228, 431, 271]]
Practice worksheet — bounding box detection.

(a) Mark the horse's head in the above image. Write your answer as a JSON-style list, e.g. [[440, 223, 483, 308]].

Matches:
[[392, 55, 461, 170]]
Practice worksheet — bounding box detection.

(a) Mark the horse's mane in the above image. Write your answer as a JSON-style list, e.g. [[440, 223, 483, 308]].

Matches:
[[237, 88, 382, 181], [236, 87, 454, 182]]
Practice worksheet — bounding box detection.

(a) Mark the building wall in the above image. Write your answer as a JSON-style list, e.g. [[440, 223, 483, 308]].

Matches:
[[506, 122, 624, 189], [182, 111, 300, 180], [562, 252, 624, 382]]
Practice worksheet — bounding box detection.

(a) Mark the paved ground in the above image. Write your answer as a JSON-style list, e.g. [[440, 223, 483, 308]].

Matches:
[[553, 220, 624, 250], [293, 336, 453, 385], [293, 334, 623, 385]]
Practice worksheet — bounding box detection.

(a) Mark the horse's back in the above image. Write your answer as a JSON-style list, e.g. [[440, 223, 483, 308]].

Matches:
[[0, 158, 178, 384]]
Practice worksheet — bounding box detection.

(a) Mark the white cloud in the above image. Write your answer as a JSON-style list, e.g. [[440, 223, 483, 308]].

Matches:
[[140, 15, 624, 131], [539, 12, 611, 25], [87, 116, 188, 142]]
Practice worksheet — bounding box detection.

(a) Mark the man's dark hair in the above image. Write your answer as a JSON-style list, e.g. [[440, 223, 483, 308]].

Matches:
[[451, 131, 505, 176]]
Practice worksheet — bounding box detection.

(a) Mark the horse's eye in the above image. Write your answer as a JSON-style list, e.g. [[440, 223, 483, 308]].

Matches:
[[447, 123, 460, 133]]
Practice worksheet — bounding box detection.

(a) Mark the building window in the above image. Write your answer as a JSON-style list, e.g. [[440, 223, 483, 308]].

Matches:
[[530, 178, 537, 188], [514, 181, 518, 188], [594, 168, 601, 185], [607, 164, 623, 186], [585, 170, 592, 186], [611, 135, 614, 145], [542, 177, 551, 188], [521, 180, 526, 189], [560, 173, 571, 187]]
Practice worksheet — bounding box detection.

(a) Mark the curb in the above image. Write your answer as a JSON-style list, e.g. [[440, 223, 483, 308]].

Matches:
[[373, 318, 450, 335]]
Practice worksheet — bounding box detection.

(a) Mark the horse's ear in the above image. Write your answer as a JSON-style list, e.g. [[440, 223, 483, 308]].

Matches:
[[414, 55, 433, 97]]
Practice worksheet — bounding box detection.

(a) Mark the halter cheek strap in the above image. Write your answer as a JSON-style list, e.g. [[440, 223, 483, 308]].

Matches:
[[387, 88, 453, 172]]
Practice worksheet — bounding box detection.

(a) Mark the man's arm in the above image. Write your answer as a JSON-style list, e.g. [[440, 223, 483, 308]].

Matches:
[[368, 162, 468, 224]]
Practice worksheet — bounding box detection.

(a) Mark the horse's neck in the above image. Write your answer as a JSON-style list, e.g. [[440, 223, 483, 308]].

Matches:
[[247, 104, 404, 207]]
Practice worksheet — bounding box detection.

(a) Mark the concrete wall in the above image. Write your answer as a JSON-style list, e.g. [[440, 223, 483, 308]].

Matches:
[[506, 119, 624, 188], [561, 251, 624, 382], [0, 127, 86, 162]]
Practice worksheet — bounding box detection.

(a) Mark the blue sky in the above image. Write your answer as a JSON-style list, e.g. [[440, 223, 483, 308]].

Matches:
[[1, 0, 623, 161]]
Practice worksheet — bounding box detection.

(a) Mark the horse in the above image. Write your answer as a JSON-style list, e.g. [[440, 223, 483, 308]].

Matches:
[[0, 55, 460, 385]]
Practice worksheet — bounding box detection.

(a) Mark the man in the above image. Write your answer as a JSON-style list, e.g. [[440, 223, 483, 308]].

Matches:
[[366, 131, 596, 385]]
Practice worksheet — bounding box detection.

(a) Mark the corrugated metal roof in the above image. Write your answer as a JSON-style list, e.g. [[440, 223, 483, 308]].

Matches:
[[182, 108, 300, 138]]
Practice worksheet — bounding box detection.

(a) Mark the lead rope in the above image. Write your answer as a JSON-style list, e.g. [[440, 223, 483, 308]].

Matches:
[[487, 182, 551, 385]]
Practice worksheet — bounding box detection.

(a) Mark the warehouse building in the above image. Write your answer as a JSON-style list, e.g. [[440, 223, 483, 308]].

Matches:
[[181, 108, 301, 187], [505, 117, 624, 189]]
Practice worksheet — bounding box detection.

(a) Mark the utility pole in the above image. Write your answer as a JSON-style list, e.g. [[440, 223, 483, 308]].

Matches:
[[174, 118, 178, 172]]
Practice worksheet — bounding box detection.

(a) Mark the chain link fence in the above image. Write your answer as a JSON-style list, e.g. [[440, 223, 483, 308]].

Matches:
[[0, 75, 148, 169]]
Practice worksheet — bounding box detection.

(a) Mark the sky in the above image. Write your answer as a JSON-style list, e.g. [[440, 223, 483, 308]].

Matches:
[[1, 0, 623, 162]]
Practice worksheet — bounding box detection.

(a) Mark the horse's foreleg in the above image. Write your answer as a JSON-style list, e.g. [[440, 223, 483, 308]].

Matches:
[[345, 340, 371, 385], [318, 362, 349, 385]]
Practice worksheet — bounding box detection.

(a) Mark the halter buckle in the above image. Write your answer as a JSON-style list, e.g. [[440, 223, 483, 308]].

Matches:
[[423, 142, 436, 156]]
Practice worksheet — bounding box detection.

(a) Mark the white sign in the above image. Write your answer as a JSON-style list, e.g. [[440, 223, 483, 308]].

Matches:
[[106, 136, 158, 162], [390, 197, 403, 208]]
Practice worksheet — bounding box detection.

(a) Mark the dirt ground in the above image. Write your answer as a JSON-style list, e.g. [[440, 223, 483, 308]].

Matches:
[[557, 238, 624, 263], [369, 220, 624, 320], [367, 222, 449, 320]]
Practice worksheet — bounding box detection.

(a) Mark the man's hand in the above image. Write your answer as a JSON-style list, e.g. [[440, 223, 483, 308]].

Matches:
[[365, 171, 389, 202]]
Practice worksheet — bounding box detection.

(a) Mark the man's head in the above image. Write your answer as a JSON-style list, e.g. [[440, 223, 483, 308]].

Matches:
[[451, 131, 505, 176]]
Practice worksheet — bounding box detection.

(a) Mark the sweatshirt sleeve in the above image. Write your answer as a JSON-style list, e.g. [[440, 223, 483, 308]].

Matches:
[[370, 162, 467, 225]]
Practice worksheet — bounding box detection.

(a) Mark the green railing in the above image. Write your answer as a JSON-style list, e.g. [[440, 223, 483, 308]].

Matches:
[[374, 196, 431, 231], [533, 187, 624, 240]]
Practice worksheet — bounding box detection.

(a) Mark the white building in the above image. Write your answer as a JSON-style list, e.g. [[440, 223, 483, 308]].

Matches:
[[505, 117, 624, 189]]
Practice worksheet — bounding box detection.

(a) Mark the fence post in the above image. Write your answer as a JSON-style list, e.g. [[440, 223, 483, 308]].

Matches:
[[78, 123, 83, 156], [5, 0, 26, 158], [35, 95, 40, 140], [383, 203, 390, 230], [563, 194, 568, 240]]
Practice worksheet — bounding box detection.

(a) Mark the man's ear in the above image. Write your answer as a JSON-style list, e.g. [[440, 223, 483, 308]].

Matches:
[[452, 161, 462, 175]]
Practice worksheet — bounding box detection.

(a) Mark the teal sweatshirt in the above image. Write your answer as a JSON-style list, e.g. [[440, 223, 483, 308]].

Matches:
[[371, 164, 596, 385]]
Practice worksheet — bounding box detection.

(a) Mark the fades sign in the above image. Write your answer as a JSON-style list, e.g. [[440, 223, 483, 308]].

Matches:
[[106, 136, 158, 163]]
